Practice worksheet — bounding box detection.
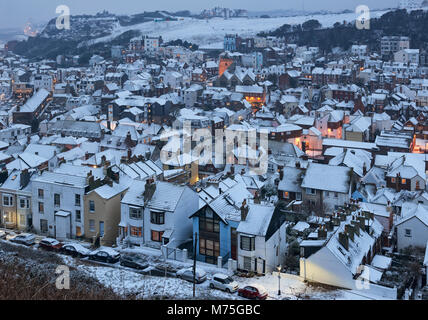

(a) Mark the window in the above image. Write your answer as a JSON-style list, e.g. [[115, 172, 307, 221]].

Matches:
[[19, 197, 29, 209], [89, 220, 95, 232], [199, 238, 220, 258], [40, 219, 48, 233], [199, 209, 220, 233], [75, 194, 81, 206], [334, 192, 338, 198], [306, 188, 316, 195], [405, 229, 412, 237], [38, 189, 44, 199], [391, 177, 396, 183], [240, 236, 255, 251], [129, 207, 142, 220], [325, 191, 330, 197], [150, 211, 165, 225], [283, 192, 289, 199], [401, 178, 406, 185], [75, 210, 81, 222], [76, 226, 82, 237], [130, 226, 142, 237], [54, 194, 60, 207], [38, 202, 44, 214], [296, 192, 302, 201], [3, 195, 13, 207], [89, 200, 95, 212], [151, 230, 164, 242]]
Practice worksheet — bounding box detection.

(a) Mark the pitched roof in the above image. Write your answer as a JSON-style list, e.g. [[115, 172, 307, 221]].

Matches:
[[301, 163, 352, 193], [237, 204, 275, 237]]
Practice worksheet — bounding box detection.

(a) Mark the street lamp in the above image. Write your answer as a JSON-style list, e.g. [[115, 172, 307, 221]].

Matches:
[[277, 265, 282, 296]]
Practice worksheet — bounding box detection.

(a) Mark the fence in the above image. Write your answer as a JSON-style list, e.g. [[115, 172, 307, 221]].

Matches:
[[161, 245, 188, 263]]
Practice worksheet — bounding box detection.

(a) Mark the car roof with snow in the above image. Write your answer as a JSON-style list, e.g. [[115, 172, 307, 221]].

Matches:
[[41, 238, 60, 244], [91, 246, 120, 256], [63, 243, 90, 252], [16, 233, 35, 238]]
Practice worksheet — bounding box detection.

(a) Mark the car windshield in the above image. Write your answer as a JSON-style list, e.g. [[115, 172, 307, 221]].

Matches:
[[224, 277, 234, 284]]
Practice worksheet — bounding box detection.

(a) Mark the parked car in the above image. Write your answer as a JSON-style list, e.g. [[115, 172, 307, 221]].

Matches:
[[39, 238, 63, 252], [0, 230, 6, 240], [176, 267, 207, 284], [120, 254, 148, 270], [238, 285, 268, 300], [9, 233, 35, 246], [60, 243, 91, 258], [89, 247, 120, 264], [209, 273, 239, 293]]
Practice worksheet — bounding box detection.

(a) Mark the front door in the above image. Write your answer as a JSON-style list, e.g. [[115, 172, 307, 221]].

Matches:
[[55, 214, 71, 241], [231, 228, 237, 260], [99, 221, 105, 237]]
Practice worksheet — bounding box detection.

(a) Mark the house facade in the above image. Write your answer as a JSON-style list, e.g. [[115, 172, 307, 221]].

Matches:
[[84, 183, 128, 246], [31, 171, 90, 240]]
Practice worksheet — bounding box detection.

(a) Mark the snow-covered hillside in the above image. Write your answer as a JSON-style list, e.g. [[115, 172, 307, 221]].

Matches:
[[81, 10, 389, 49]]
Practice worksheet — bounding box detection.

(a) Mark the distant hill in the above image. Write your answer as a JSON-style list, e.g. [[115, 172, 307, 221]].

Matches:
[[259, 9, 428, 53]]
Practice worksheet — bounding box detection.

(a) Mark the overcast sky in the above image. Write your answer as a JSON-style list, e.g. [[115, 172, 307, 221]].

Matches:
[[0, 0, 397, 29]]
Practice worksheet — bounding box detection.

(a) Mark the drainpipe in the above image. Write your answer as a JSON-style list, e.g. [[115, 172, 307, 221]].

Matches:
[[302, 258, 307, 281]]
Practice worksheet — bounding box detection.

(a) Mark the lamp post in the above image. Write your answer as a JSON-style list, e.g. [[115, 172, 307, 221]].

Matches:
[[277, 265, 282, 296]]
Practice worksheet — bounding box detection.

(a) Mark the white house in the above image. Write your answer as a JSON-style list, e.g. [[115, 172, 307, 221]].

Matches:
[[32, 74, 53, 92], [236, 203, 287, 273], [351, 45, 368, 57], [394, 49, 420, 65], [300, 209, 397, 299], [31, 171, 90, 240], [183, 84, 203, 107], [118, 180, 199, 249], [301, 163, 355, 212], [395, 203, 428, 251], [164, 71, 183, 89]]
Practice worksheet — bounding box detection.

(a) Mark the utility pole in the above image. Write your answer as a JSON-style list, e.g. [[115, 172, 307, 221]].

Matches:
[[193, 232, 197, 298]]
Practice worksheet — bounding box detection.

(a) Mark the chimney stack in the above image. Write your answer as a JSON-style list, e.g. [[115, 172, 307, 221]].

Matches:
[[345, 224, 355, 242], [86, 170, 94, 187], [318, 225, 327, 239], [338, 232, 349, 250], [240, 199, 249, 221], [387, 201, 393, 232]]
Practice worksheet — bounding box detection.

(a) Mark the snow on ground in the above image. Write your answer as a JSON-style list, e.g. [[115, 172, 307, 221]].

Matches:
[[82, 10, 389, 48], [77, 262, 379, 300], [78, 265, 239, 300]]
